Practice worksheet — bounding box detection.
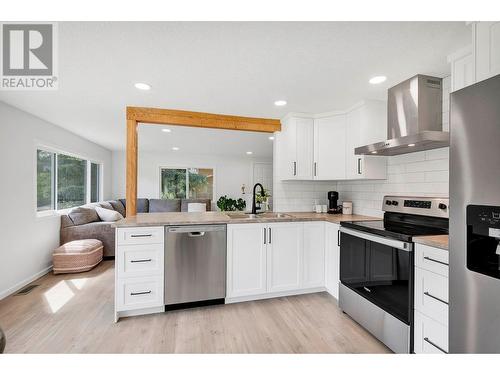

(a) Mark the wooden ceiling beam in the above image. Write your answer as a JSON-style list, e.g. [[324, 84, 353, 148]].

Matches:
[[127, 106, 281, 133]]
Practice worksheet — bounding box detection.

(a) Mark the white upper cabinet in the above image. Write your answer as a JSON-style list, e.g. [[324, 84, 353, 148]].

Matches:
[[447, 45, 474, 92], [277, 116, 314, 180], [276, 100, 387, 181], [474, 21, 500, 83], [313, 114, 346, 180], [345, 100, 387, 180]]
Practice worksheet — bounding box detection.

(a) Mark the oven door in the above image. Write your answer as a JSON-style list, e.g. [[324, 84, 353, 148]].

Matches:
[[339, 227, 413, 324]]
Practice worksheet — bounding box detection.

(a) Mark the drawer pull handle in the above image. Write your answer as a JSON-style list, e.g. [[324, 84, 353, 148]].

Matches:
[[424, 337, 448, 354], [130, 234, 153, 238], [423, 256, 449, 266], [424, 291, 449, 305], [130, 290, 152, 296], [130, 259, 152, 263], [363, 286, 371, 293]]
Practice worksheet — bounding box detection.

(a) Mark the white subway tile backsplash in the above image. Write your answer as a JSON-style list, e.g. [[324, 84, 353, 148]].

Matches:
[[405, 158, 449, 173]]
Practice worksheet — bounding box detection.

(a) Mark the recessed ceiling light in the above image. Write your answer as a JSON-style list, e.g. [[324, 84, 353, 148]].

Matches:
[[172, 147, 180, 151], [246, 151, 253, 155], [408, 143, 416, 147], [274, 100, 287, 106], [134, 82, 151, 90], [269, 136, 275, 140], [162, 128, 171, 133], [369, 76, 387, 85]]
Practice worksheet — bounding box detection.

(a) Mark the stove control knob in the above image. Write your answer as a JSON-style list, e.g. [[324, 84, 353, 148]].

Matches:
[[439, 203, 447, 210], [391, 200, 399, 206], [385, 200, 392, 205]]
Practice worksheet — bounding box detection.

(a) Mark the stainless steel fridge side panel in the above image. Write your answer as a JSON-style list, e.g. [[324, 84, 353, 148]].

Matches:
[[449, 74, 500, 353]]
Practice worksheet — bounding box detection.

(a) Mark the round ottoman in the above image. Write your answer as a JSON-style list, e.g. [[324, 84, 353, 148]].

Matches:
[[0, 326, 5, 353], [53, 239, 103, 274]]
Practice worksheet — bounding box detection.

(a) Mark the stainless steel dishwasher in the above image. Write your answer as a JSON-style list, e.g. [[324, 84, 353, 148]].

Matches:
[[165, 225, 226, 306]]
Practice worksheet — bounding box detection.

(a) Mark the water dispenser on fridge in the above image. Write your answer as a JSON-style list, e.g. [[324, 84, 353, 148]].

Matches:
[[467, 205, 500, 279]]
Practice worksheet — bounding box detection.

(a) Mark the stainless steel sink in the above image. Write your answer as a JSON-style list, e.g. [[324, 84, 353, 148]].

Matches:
[[226, 212, 293, 220]]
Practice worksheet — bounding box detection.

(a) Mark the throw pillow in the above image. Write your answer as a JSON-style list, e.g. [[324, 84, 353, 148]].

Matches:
[[95, 206, 124, 222], [68, 207, 100, 226]]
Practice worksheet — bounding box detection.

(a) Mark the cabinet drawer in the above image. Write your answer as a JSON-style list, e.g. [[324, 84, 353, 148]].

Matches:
[[415, 244, 449, 277], [116, 276, 164, 311], [414, 310, 448, 354], [117, 244, 164, 278], [415, 267, 448, 326], [117, 226, 164, 245]]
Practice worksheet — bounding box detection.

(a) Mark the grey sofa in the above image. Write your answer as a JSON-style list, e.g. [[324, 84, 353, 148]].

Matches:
[[60, 198, 211, 257]]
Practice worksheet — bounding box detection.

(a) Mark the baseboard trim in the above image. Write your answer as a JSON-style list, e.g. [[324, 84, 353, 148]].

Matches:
[[0, 265, 53, 301], [225, 287, 326, 304]]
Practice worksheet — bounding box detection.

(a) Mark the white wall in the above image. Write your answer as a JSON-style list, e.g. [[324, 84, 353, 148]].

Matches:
[[0, 101, 113, 299], [112, 151, 272, 209]]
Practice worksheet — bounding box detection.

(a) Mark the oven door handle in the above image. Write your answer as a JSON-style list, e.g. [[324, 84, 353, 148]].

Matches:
[[339, 227, 412, 251]]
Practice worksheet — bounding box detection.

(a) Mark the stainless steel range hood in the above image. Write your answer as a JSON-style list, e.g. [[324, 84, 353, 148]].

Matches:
[[355, 74, 449, 156]]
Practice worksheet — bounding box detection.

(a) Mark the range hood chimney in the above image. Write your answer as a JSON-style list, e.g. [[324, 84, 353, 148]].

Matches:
[[355, 74, 449, 156]]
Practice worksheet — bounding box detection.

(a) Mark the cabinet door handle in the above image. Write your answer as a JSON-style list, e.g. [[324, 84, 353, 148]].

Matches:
[[357, 158, 362, 175], [130, 259, 152, 263], [130, 290, 152, 296], [314, 162, 317, 177], [268, 228, 272, 244], [337, 229, 341, 247], [264, 227, 267, 245], [293, 161, 297, 176], [423, 337, 448, 354], [423, 256, 449, 266], [130, 234, 153, 238], [424, 291, 449, 305]]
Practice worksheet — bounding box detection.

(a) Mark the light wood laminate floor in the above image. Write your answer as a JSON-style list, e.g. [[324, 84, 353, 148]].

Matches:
[[0, 261, 390, 353]]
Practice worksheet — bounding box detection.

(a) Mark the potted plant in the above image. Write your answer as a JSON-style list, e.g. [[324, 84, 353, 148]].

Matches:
[[216, 195, 246, 212], [255, 189, 271, 212]]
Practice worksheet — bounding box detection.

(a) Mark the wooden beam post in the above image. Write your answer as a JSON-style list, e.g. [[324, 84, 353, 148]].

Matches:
[[126, 119, 138, 217]]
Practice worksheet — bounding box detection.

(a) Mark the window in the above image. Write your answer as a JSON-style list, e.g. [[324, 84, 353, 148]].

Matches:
[[37, 150, 54, 212], [160, 167, 214, 200], [57, 154, 87, 209], [36, 148, 102, 213], [90, 162, 100, 203]]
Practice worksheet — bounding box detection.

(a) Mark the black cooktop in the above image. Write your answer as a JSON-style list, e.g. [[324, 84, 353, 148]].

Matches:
[[341, 214, 449, 242]]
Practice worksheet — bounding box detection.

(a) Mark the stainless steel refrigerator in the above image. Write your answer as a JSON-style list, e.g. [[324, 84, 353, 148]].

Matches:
[[450, 74, 500, 353]]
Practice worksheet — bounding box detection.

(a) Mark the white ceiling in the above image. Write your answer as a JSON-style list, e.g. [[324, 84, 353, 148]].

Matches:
[[0, 22, 470, 152], [138, 124, 273, 158]]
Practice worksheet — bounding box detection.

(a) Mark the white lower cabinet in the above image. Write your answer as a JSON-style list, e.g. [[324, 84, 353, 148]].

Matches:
[[302, 222, 325, 288], [226, 221, 327, 302], [115, 226, 165, 322], [324, 222, 340, 299], [226, 223, 267, 298], [267, 222, 302, 293], [414, 243, 449, 354]]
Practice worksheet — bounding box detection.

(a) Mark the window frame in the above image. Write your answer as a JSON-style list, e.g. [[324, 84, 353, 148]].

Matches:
[[35, 142, 104, 217], [158, 165, 216, 201]]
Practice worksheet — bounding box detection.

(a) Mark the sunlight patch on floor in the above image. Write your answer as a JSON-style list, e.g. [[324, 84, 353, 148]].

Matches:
[[44, 281, 75, 313], [68, 278, 88, 290]]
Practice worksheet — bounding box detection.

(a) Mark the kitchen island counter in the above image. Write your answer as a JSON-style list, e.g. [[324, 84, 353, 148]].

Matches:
[[113, 211, 378, 228]]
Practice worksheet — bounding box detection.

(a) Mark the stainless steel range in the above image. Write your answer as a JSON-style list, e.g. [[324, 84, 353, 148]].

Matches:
[[338, 196, 449, 353]]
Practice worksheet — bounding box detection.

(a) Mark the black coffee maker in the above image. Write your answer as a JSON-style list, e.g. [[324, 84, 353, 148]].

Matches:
[[327, 191, 341, 214]]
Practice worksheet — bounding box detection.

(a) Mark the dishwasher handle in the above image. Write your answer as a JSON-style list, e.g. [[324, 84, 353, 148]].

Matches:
[[188, 231, 205, 237], [167, 225, 226, 233]]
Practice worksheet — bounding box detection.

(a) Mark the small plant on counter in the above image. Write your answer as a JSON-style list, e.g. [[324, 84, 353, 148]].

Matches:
[[255, 189, 271, 204], [217, 195, 247, 211]]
